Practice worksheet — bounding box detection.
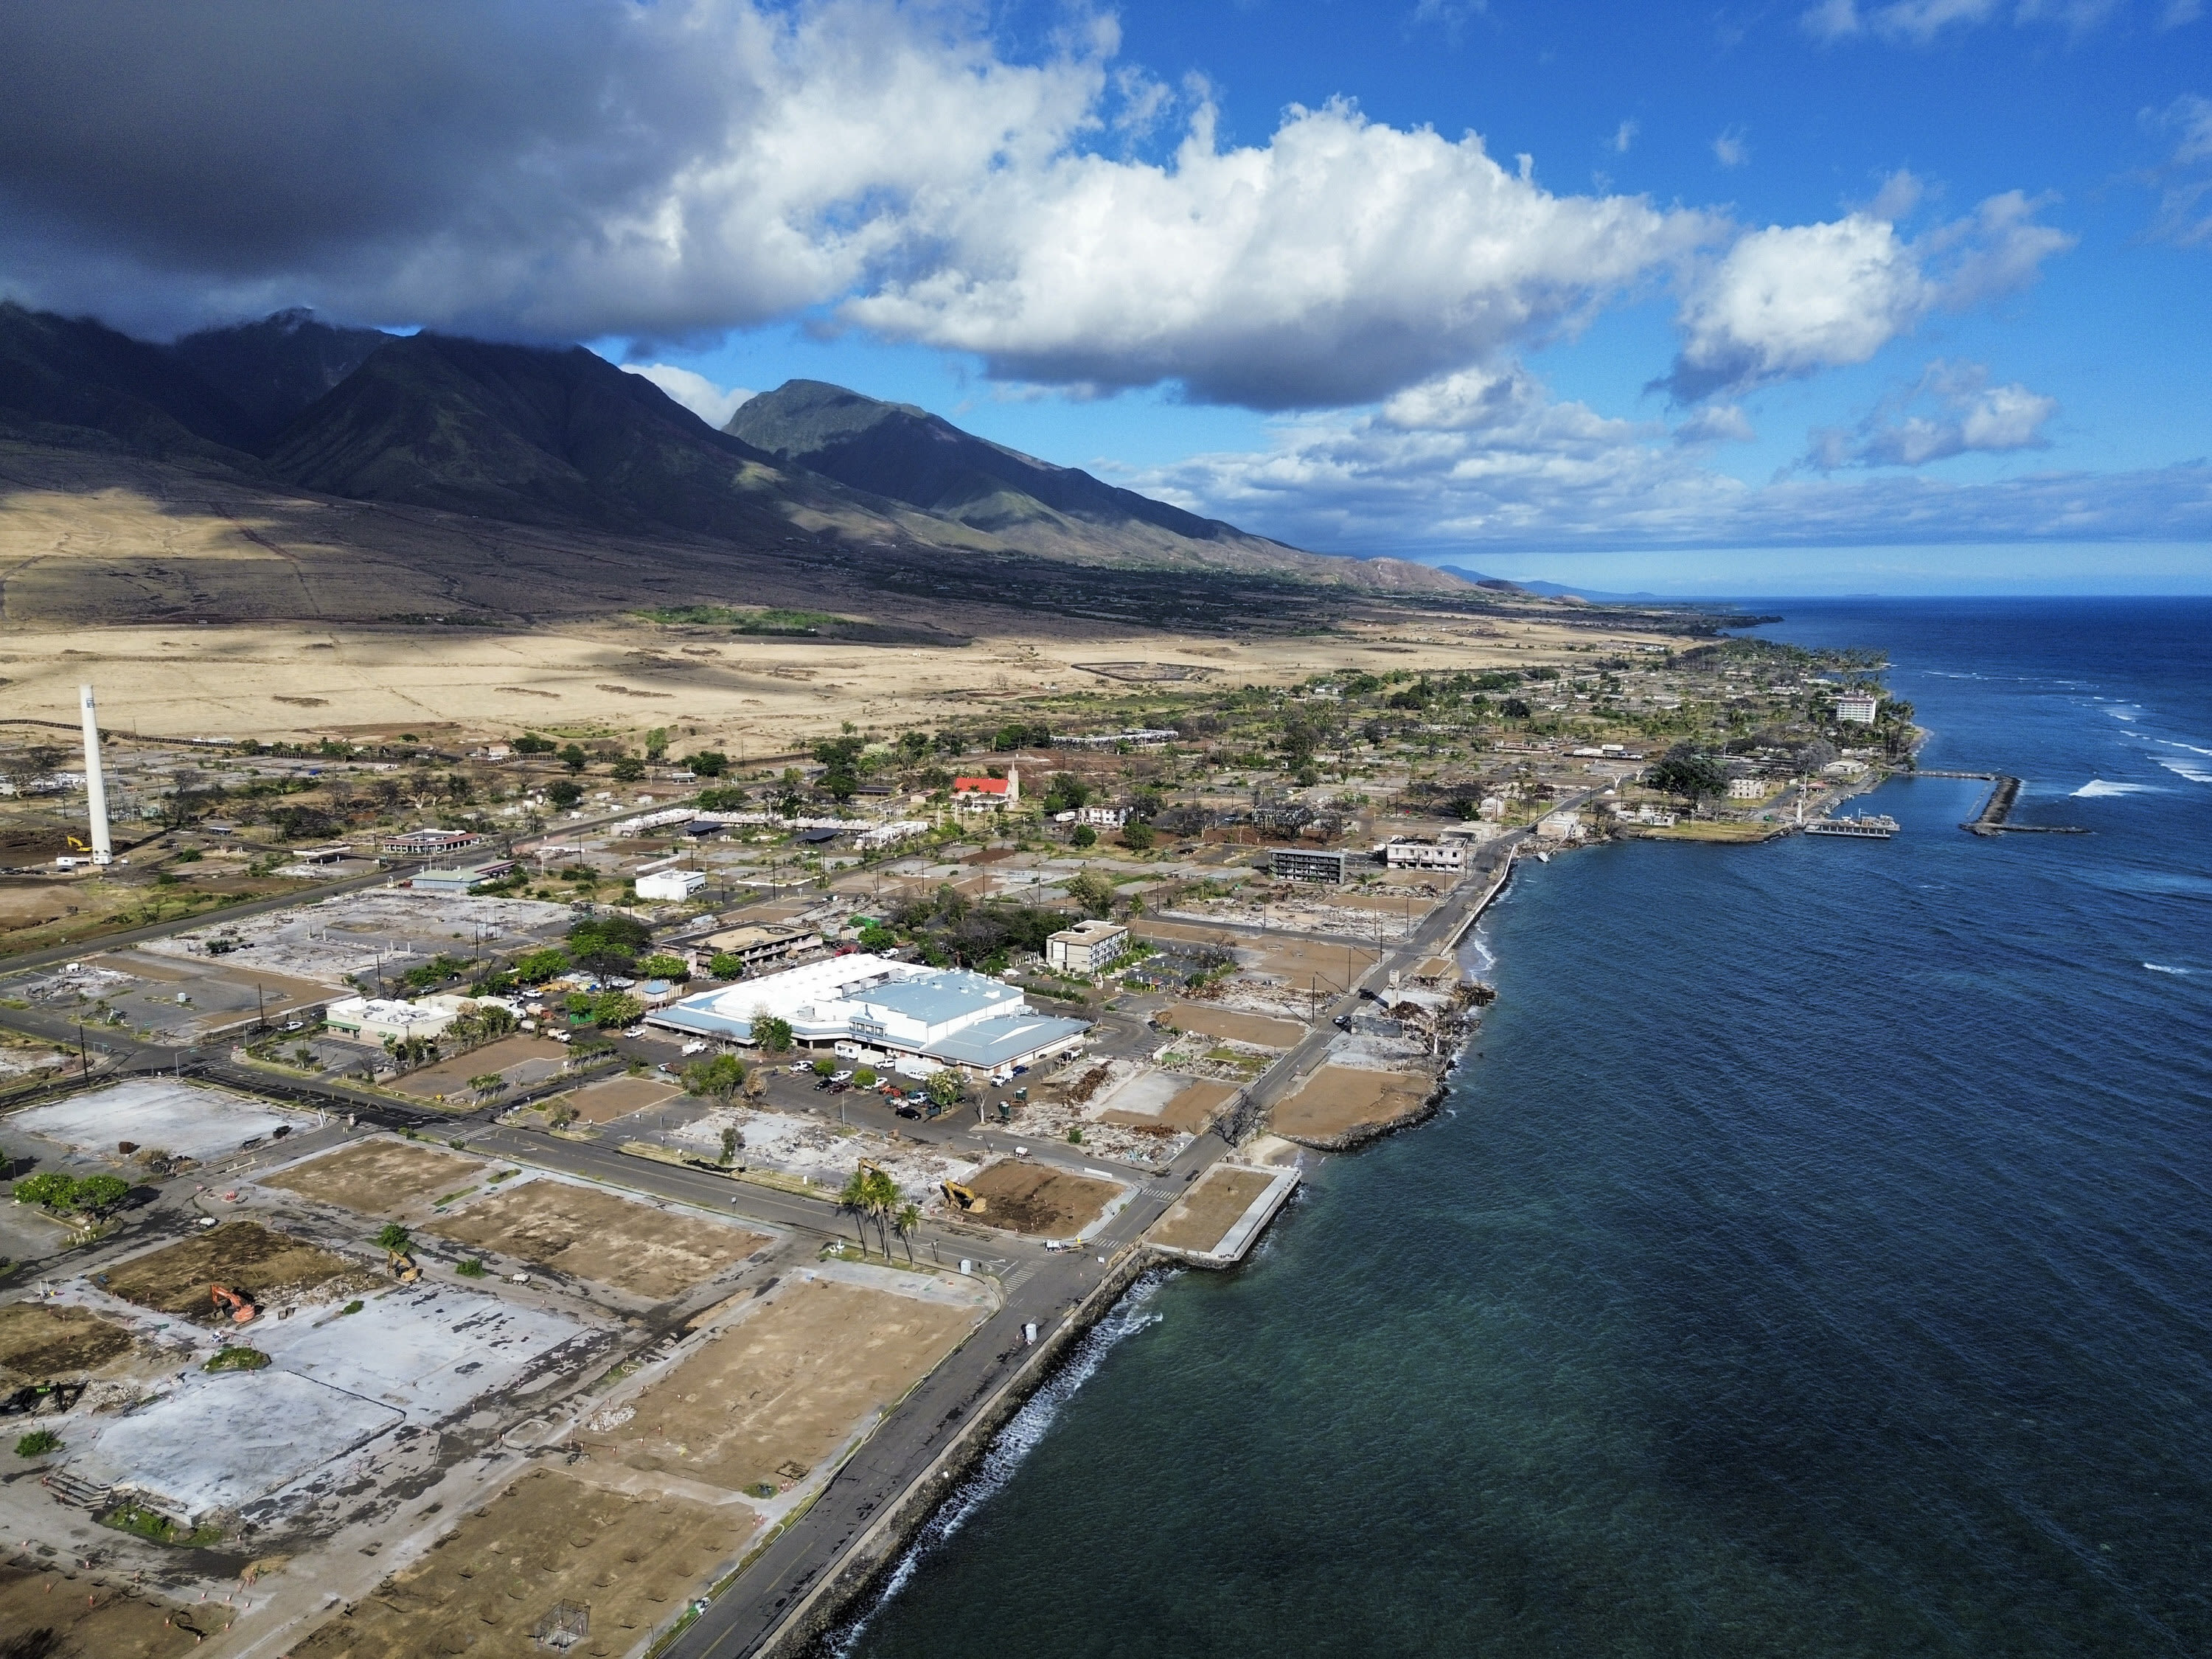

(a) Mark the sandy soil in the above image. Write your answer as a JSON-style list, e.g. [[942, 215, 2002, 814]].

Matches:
[[288, 1468, 754, 1659], [961, 1161, 1121, 1237], [0, 1564, 206, 1658], [101, 1221, 360, 1320], [394, 1035, 568, 1101], [424, 1180, 766, 1301], [581, 1276, 978, 1491], [1164, 1002, 1306, 1048], [1149, 1167, 1279, 1253], [264, 1139, 488, 1214], [0, 1301, 137, 1381], [1093, 1077, 1239, 1134], [568, 1074, 684, 1124], [1269, 1065, 1433, 1144]]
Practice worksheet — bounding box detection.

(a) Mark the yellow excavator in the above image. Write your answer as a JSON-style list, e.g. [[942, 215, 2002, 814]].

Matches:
[[385, 1248, 422, 1284], [941, 1180, 988, 1216]]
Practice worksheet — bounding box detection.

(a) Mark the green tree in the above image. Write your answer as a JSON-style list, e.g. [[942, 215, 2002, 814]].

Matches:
[[752, 1015, 793, 1053], [546, 779, 585, 808], [856, 925, 896, 951], [588, 992, 644, 1029], [837, 1168, 874, 1255], [644, 728, 670, 760], [70, 1175, 131, 1219], [686, 751, 728, 777], [893, 1199, 921, 1265], [375, 1222, 413, 1252], [853, 1068, 877, 1088], [1501, 697, 1532, 720], [514, 733, 554, 755], [924, 1068, 964, 1110], [813, 1057, 836, 1077], [1648, 752, 1728, 805], [708, 951, 746, 980], [567, 914, 651, 974], [610, 755, 646, 782], [1066, 870, 1117, 917], [1121, 821, 1156, 852], [720, 1124, 742, 1166], [638, 952, 691, 982], [1069, 824, 1097, 849], [558, 744, 590, 773], [11, 1172, 78, 1211], [862, 1166, 901, 1255], [684, 1053, 747, 1104], [512, 947, 571, 984]]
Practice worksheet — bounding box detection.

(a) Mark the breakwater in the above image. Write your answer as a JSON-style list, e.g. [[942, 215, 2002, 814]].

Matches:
[[1958, 773, 2090, 835]]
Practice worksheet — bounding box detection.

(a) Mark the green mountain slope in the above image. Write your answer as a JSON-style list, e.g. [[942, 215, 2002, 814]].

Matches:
[[0, 301, 260, 464], [171, 308, 392, 446]]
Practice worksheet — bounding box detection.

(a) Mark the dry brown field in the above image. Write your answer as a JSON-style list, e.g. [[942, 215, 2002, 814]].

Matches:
[[1164, 1003, 1305, 1048], [1150, 1166, 1278, 1253], [961, 1160, 1120, 1237], [582, 1277, 976, 1492], [1270, 1065, 1432, 1144], [264, 1139, 487, 1214], [288, 1469, 754, 1659], [568, 1075, 684, 1123], [393, 1035, 568, 1100], [424, 1181, 767, 1301], [1096, 1078, 1238, 1134], [102, 1221, 360, 1319], [0, 1301, 137, 1381], [0, 1565, 206, 1658]]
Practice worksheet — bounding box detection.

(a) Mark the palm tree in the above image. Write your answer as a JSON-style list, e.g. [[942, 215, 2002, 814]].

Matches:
[[893, 1200, 920, 1266], [863, 1169, 902, 1258], [836, 1169, 873, 1256]]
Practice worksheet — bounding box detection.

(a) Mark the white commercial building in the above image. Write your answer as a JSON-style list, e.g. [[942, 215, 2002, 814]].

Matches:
[[324, 996, 457, 1046], [647, 953, 1088, 1077], [1836, 690, 1880, 725], [1045, 919, 1130, 975], [636, 868, 708, 901], [1726, 776, 1767, 801], [1383, 838, 1467, 872]]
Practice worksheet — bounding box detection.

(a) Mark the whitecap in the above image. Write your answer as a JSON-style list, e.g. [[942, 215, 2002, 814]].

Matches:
[[2143, 963, 2194, 975], [2156, 757, 2212, 785], [2154, 738, 2212, 758], [823, 1271, 1172, 1655], [2107, 708, 2140, 721], [2073, 780, 2159, 798]]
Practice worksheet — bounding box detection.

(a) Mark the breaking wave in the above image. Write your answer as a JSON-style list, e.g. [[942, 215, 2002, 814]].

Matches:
[[2072, 780, 2157, 797], [823, 1270, 1173, 1655], [2143, 962, 2194, 975]]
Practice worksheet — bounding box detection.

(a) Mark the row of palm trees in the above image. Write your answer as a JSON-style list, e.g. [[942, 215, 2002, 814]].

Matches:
[[838, 1164, 923, 1264]]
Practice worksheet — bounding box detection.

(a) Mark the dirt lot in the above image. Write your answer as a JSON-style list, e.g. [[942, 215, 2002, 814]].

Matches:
[[0, 1301, 137, 1381], [568, 1075, 683, 1124], [0, 1565, 206, 1658], [1270, 1065, 1432, 1144], [1150, 1166, 1279, 1253], [1164, 1002, 1305, 1048], [289, 1468, 753, 1659], [101, 1221, 359, 1320], [584, 1277, 977, 1491], [1097, 1079, 1238, 1134], [265, 1138, 487, 1214], [396, 1034, 568, 1101], [961, 1160, 1121, 1237], [425, 1181, 766, 1301], [1248, 937, 1380, 987]]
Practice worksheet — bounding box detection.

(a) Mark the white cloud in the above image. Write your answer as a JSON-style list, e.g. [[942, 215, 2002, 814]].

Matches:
[[1803, 0, 2140, 40], [1673, 403, 1756, 445], [622, 364, 754, 428], [2144, 94, 2212, 246], [1798, 360, 2056, 470], [842, 98, 1718, 408], [1660, 193, 2071, 400], [1712, 128, 1751, 168], [1611, 119, 1639, 154]]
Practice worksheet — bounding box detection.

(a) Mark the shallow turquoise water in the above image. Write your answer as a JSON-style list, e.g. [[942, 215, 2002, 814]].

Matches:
[[836, 599, 2212, 1658]]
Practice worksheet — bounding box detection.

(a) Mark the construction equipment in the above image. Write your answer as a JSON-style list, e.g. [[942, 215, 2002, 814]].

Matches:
[[209, 1284, 258, 1324], [386, 1250, 422, 1284], [941, 1180, 988, 1216], [66, 834, 90, 852]]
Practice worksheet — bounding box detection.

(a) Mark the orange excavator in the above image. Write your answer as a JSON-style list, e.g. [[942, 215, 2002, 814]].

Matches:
[[210, 1284, 258, 1325]]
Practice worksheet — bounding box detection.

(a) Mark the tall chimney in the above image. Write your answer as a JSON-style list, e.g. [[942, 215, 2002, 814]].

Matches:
[[78, 684, 112, 865]]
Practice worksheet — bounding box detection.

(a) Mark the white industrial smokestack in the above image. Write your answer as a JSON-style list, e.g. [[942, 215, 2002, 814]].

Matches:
[[78, 684, 111, 865]]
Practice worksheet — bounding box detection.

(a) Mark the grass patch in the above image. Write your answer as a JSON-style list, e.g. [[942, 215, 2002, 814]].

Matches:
[[338, 1299, 364, 1316], [637, 604, 843, 633], [455, 1258, 487, 1278], [489, 1167, 521, 1183], [433, 1189, 477, 1208], [14, 1428, 61, 1457], [744, 1481, 777, 1499], [100, 1501, 223, 1548], [204, 1346, 271, 1371]]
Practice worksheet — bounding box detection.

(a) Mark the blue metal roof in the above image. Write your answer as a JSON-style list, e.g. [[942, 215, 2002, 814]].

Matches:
[[928, 1015, 1089, 1066], [646, 1001, 753, 1040], [854, 970, 1019, 1023]]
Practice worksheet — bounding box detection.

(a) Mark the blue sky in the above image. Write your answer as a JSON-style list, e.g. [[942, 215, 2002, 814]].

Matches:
[[3, 0, 2207, 592]]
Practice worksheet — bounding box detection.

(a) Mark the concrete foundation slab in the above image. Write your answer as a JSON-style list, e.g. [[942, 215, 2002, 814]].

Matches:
[[254, 1284, 594, 1416], [12, 1079, 315, 1163], [69, 1369, 402, 1522]]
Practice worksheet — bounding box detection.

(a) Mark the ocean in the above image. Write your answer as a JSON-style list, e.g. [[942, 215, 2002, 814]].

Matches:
[[834, 598, 2212, 1658]]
